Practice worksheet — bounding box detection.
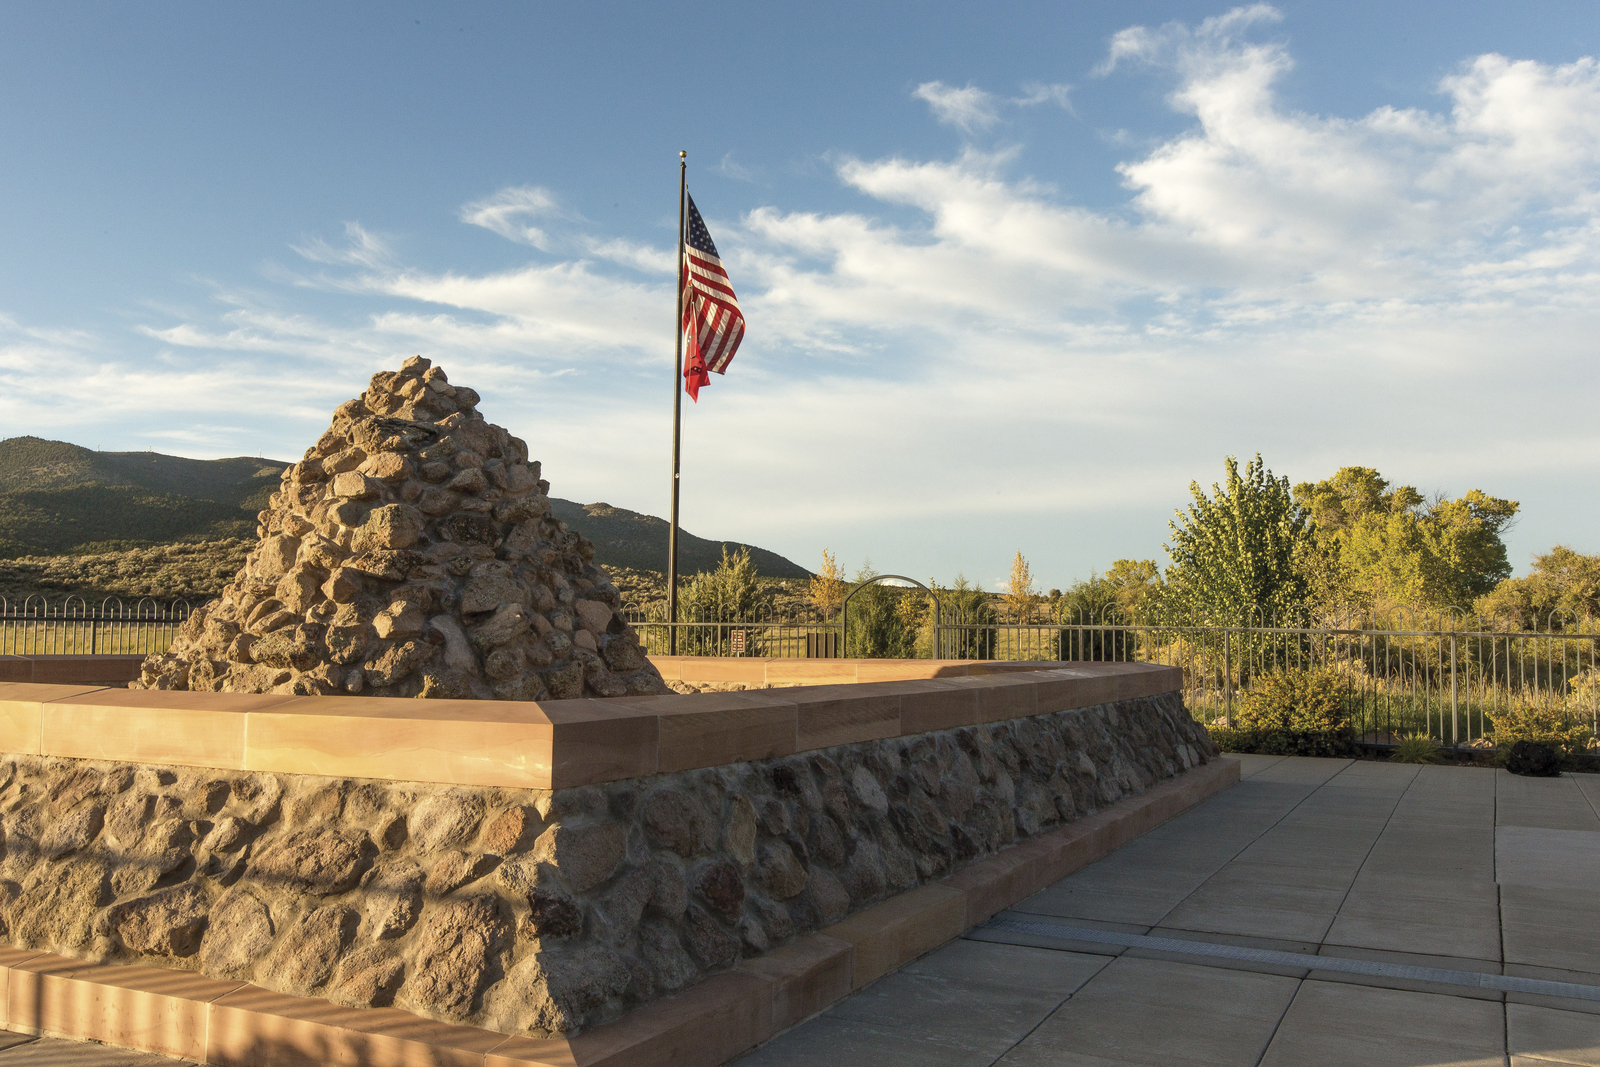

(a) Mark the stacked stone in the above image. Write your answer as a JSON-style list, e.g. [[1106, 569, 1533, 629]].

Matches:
[[136, 357, 668, 700], [0, 694, 1215, 1038]]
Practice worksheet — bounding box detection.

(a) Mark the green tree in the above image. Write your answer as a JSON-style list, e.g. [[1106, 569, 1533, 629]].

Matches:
[[678, 545, 767, 621], [1293, 468, 1518, 609], [1162, 455, 1312, 622], [1105, 558, 1162, 618], [1476, 545, 1600, 624], [932, 574, 995, 659], [844, 561, 917, 658]]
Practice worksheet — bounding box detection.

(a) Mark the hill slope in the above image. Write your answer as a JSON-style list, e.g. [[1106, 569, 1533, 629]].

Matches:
[[549, 499, 809, 580], [0, 437, 809, 583]]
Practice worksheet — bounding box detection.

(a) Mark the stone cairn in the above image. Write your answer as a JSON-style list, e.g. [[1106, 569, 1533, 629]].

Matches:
[[137, 357, 668, 701]]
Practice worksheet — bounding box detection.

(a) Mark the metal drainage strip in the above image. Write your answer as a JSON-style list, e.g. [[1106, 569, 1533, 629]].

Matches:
[[984, 918, 1600, 1003]]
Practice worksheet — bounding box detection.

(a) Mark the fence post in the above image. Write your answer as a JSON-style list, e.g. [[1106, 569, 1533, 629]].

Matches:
[[1224, 629, 1233, 722], [1450, 634, 1458, 746]]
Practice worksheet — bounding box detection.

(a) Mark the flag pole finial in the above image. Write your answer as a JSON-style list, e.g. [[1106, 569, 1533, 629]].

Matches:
[[680, 150, 686, 159]]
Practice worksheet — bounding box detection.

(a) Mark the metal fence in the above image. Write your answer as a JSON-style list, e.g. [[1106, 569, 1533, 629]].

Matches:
[[629, 597, 1600, 745], [938, 605, 1600, 746], [8, 586, 1592, 744], [0, 596, 193, 656]]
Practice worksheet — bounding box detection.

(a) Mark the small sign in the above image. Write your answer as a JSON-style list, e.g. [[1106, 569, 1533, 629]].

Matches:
[[730, 630, 746, 655]]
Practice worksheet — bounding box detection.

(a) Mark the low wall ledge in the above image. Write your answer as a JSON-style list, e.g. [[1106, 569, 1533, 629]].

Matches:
[[0, 661, 1182, 789]]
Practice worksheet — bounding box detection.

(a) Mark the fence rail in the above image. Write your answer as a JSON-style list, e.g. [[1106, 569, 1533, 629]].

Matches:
[[0, 596, 193, 656]]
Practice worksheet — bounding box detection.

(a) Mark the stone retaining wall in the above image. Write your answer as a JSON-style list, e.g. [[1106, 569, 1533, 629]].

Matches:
[[0, 688, 1213, 1039]]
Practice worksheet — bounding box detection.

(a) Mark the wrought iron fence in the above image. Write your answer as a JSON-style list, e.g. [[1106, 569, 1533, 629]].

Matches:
[[8, 585, 1593, 744], [630, 595, 1600, 744], [0, 596, 193, 656], [938, 604, 1600, 746]]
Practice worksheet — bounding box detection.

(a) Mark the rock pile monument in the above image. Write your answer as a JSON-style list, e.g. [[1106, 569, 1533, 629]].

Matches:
[[137, 356, 669, 700]]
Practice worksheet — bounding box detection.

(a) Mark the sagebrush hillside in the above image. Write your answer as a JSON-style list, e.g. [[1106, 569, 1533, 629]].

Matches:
[[0, 436, 809, 603], [0, 436, 282, 556]]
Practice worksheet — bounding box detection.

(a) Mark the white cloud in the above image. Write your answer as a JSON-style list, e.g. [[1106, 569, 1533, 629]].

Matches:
[[913, 81, 1001, 132], [459, 185, 563, 250]]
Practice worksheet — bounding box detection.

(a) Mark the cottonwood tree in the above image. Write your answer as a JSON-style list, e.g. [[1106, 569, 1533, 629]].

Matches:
[[1476, 545, 1600, 624], [1293, 467, 1518, 609], [808, 548, 846, 620], [1003, 551, 1038, 622]]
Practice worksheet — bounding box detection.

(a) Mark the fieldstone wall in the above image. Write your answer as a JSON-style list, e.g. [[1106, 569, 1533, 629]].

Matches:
[[0, 693, 1214, 1038]]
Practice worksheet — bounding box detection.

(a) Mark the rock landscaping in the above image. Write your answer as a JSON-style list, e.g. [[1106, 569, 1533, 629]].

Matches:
[[0, 690, 1213, 1037], [134, 357, 668, 701]]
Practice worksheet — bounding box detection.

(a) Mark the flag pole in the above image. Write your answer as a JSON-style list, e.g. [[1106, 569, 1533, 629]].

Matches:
[[668, 150, 687, 655]]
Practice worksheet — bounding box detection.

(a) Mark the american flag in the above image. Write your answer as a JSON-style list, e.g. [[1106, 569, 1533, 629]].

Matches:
[[680, 194, 745, 401]]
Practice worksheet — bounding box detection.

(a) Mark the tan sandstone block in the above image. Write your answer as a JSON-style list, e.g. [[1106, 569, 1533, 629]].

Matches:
[[10, 954, 242, 1062], [248, 696, 559, 788], [612, 692, 797, 774], [43, 690, 291, 769], [207, 983, 503, 1067], [761, 660, 861, 685], [823, 883, 967, 990], [488, 971, 774, 1067], [668, 658, 770, 685], [0, 683, 106, 755], [851, 660, 928, 682], [542, 699, 659, 788], [0, 945, 45, 1028], [880, 679, 978, 734], [736, 933, 854, 1032], [1032, 668, 1120, 713], [941, 674, 1040, 724], [790, 684, 902, 750], [29, 655, 145, 685]]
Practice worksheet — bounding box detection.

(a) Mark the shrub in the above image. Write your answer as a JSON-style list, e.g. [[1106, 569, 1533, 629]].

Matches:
[[1236, 668, 1349, 732], [1488, 702, 1595, 760], [1207, 723, 1355, 758], [1210, 667, 1354, 757], [1390, 733, 1443, 764]]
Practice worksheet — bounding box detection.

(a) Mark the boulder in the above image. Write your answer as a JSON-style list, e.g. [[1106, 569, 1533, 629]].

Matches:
[[1507, 740, 1562, 777]]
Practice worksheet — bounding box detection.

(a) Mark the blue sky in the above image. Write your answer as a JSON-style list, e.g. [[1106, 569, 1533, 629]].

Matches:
[[4, 2, 1600, 590]]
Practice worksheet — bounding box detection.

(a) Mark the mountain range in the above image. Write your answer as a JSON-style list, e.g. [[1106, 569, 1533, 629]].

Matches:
[[0, 436, 808, 579]]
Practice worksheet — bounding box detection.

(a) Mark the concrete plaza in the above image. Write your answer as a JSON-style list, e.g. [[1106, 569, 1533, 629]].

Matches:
[[736, 755, 1600, 1067]]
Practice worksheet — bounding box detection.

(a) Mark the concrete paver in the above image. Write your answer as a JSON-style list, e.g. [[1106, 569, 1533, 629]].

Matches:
[[1257, 981, 1506, 1067], [994, 957, 1298, 1067], [1509, 1002, 1600, 1065], [1497, 826, 1600, 890], [1502, 884, 1600, 979], [0, 1036, 195, 1066]]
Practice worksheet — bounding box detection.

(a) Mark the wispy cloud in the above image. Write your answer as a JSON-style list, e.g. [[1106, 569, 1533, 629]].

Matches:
[[290, 222, 395, 269], [913, 81, 1001, 132], [716, 152, 760, 183], [459, 185, 563, 250], [1014, 82, 1074, 113]]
